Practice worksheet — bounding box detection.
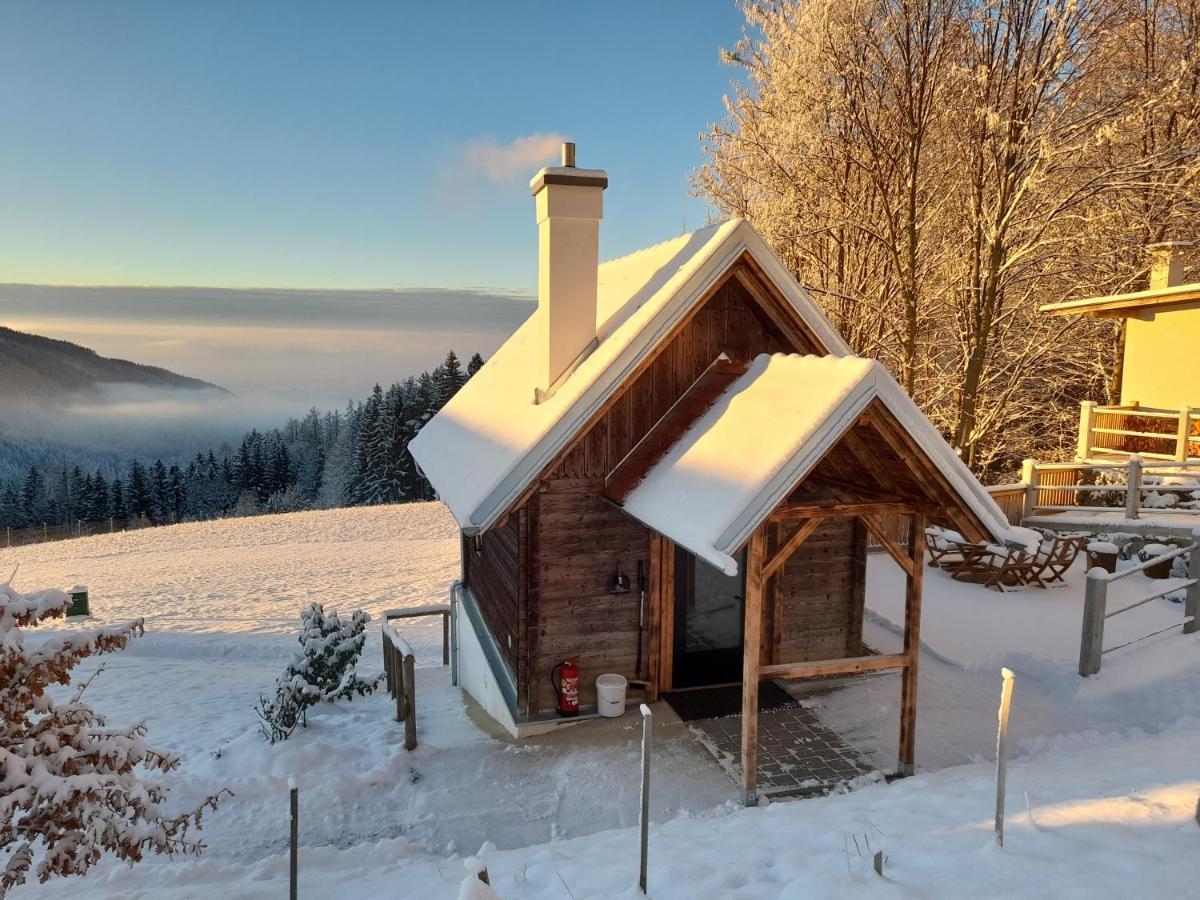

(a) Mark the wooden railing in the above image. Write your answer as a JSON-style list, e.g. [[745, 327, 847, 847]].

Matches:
[[1078, 401, 1200, 461], [865, 484, 1026, 552], [381, 604, 451, 751], [1078, 542, 1199, 676], [1021, 457, 1200, 522]]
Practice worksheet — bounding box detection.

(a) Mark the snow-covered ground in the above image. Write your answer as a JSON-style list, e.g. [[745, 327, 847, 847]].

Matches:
[[8, 503, 1200, 897]]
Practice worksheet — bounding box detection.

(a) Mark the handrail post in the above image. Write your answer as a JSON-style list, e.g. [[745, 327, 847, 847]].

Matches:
[[403, 653, 417, 750], [1021, 458, 1039, 519], [1185, 543, 1200, 636], [1077, 400, 1096, 459], [1125, 455, 1142, 520], [1079, 572, 1107, 676], [1176, 407, 1192, 462]]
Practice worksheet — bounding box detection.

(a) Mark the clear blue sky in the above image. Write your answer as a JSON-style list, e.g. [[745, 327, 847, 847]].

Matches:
[[0, 1, 746, 291]]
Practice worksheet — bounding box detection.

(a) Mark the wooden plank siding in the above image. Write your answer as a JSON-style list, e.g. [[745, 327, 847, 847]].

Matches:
[[461, 514, 521, 675]]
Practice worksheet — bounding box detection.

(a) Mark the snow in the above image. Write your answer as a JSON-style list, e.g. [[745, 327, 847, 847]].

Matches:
[[622, 353, 1032, 575], [409, 219, 851, 534], [7, 503, 1200, 898]]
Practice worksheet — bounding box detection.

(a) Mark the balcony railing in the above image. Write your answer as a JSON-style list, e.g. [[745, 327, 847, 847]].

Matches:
[[1077, 401, 1199, 461]]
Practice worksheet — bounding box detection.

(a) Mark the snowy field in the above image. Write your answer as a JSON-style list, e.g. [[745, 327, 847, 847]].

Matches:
[[7, 502, 1200, 898]]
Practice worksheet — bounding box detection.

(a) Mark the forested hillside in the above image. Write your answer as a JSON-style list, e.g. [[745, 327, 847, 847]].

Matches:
[[0, 350, 483, 530], [0, 326, 225, 400]]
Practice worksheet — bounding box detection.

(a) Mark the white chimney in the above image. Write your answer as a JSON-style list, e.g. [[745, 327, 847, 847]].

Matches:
[[530, 142, 607, 402], [1147, 240, 1193, 290]]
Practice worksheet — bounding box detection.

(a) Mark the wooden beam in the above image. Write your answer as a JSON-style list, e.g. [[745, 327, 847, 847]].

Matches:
[[769, 500, 925, 521], [898, 512, 926, 776], [762, 517, 824, 580], [649, 534, 675, 696], [740, 527, 766, 807], [862, 515, 915, 578], [758, 652, 908, 680]]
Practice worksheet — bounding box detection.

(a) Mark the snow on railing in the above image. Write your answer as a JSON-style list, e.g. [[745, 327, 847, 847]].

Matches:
[[1078, 542, 1200, 676]]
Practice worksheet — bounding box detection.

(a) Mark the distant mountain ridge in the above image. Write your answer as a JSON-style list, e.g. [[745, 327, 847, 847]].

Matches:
[[0, 326, 227, 402]]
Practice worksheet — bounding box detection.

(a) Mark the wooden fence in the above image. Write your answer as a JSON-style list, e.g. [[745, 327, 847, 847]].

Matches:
[[1078, 401, 1200, 461], [1021, 457, 1200, 522], [380, 605, 451, 751], [1078, 542, 1200, 675], [865, 484, 1026, 552]]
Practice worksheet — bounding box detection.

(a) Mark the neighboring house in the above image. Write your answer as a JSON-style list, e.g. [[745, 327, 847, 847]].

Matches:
[[409, 144, 1028, 801], [1041, 242, 1200, 460]]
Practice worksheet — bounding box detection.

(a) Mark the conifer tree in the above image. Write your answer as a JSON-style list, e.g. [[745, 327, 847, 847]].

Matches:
[[466, 352, 485, 377]]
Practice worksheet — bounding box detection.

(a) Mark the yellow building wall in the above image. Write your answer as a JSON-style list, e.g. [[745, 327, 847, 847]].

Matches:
[[1121, 302, 1200, 409]]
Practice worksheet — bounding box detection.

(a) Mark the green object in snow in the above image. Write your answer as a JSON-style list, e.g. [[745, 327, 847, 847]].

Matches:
[[67, 587, 89, 617]]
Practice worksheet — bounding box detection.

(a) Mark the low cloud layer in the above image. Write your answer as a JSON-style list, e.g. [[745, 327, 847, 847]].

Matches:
[[459, 132, 567, 183]]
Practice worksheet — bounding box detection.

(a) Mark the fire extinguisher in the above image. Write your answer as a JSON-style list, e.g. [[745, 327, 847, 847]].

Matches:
[[551, 660, 580, 717]]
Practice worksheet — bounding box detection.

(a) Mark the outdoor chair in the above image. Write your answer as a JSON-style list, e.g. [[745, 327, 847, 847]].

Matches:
[[923, 527, 968, 569], [947, 542, 1034, 591], [1023, 534, 1085, 588]]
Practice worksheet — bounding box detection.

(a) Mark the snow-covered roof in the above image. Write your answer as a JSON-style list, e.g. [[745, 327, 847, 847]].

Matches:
[[409, 219, 852, 532], [620, 354, 1034, 575]]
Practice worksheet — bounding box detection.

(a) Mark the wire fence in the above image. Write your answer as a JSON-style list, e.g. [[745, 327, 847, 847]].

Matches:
[[2, 516, 158, 549]]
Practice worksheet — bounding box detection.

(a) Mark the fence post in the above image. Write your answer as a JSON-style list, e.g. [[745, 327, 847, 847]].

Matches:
[[1185, 543, 1200, 636], [288, 778, 298, 900], [1125, 455, 1142, 520], [1077, 400, 1097, 459], [1079, 572, 1107, 676], [450, 583, 460, 687], [1177, 407, 1193, 462], [1021, 458, 1039, 519], [994, 668, 1015, 847], [638, 703, 652, 895], [403, 653, 417, 750]]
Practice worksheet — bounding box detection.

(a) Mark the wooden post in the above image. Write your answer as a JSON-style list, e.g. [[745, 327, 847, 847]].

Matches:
[[638, 703, 652, 895], [898, 513, 926, 776], [403, 652, 417, 750], [288, 779, 298, 900], [994, 668, 1015, 846], [1020, 459, 1039, 519], [1125, 455, 1142, 520], [442, 610, 450, 666], [1077, 401, 1096, 460], [1079, 572, 1107, 676], [1184, 543, 1200, 636], [740, 528, 766, 806], [1177, 407, 1193, 462]]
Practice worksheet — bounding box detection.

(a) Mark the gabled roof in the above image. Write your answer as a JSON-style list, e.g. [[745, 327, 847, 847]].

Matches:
[[409, 219, 852, 533], [1040, 281, 1200, 317], [617, 354, 1036, 576]]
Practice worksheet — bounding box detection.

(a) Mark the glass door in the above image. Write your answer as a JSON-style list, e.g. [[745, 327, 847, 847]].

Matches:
[[672, 546, 746, 688]]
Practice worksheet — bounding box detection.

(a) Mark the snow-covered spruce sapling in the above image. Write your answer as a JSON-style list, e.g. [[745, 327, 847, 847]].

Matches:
[[0, 578, 228, 897], [256, 603, 382, 743]]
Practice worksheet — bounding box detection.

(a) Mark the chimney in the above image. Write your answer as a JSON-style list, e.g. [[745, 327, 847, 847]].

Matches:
[[1147, 240, 1193, 290], [530, 142, 607, 402]]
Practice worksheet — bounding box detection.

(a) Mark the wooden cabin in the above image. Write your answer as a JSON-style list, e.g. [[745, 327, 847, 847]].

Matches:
[[409, 144, 1026, 799]]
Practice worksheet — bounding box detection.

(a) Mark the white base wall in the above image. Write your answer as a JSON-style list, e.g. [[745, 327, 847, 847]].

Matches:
[[455, 591, 588, 740]]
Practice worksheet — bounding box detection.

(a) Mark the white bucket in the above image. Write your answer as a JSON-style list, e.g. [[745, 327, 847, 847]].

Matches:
[[595, 673, 628, 717]]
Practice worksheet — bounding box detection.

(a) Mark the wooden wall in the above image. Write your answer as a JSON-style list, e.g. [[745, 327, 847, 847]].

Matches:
[[461, 513, 522, 675], [766, 519, 865, 665], [527, 479, 649, 714]]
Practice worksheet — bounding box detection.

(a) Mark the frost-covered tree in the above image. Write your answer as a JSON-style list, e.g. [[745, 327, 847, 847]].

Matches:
[[466, 352, 485, 377], [0, 578, 226, 895], [255, 604, 380, 743]]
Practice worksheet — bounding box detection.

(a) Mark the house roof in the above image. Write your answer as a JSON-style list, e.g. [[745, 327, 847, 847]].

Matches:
[[1040, 281, 1200, 317], [408, 219, 853, 533], [617, 353, 1037, 576]]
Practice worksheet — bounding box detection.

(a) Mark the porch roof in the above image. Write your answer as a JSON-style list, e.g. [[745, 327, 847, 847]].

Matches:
[[1040, 281, 1200, 317], [617, 353, 1036, 575]]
